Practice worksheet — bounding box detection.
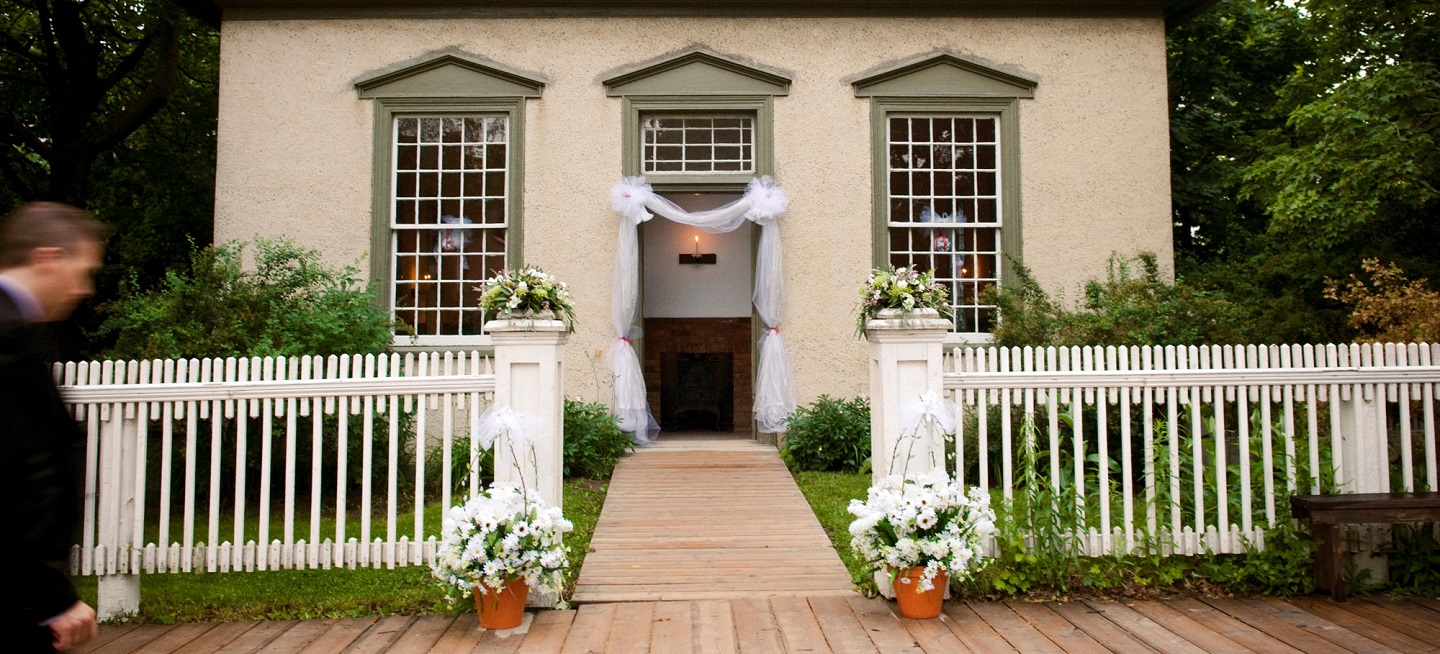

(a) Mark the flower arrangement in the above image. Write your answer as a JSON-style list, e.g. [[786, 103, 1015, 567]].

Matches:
[[479, 265, 576, 332], [847, 469, 995, 592], [856, 266, 953, 335], [431, 484, 574, 602]]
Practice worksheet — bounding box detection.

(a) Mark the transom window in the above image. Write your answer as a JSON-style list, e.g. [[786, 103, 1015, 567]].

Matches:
[[391, 115, 508, 338], [642, 114, 754, 174], [886, 115, 1001, 333]]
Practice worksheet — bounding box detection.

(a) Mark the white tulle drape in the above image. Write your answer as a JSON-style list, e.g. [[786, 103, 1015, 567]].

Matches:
[[609, 176, 797, 443]]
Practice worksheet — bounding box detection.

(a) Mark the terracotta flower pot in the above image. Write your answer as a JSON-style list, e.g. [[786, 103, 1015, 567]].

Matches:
[[474, 577, 529, 629], [892, 566, 947, 619]]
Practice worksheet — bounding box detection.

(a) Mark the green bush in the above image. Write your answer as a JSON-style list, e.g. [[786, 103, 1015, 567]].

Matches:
[[985, 253, 1250, 348], [781, 395, 871, 473], [563, 398, 632, 479], [99, 237, 395, 360]]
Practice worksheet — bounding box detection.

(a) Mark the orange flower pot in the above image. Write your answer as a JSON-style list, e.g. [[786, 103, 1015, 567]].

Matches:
[[474, 577, 529, 630], [892, 567, 947, 619]]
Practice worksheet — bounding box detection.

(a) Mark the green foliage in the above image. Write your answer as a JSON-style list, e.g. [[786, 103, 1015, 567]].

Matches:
[[99, 238, 395, 360], [1381, 524, 1440, 594], [791, 470, 879, 595], [780, 395, 871, 473], [562, 398, 632, 479], [986, 254, 1249, 348], [1195, 525, 1315, 596]]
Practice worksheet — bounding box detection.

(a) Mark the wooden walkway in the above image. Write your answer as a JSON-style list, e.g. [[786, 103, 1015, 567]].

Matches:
[[570, 435, 854, 603], [77, 595, 1440, 652]]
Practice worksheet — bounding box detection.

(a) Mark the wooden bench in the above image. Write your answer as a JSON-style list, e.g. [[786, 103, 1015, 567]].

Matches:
[[1289, 492, 1440, 601]]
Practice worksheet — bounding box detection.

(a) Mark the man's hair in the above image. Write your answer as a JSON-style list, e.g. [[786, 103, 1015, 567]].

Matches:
[[0, 202, 107, 269]]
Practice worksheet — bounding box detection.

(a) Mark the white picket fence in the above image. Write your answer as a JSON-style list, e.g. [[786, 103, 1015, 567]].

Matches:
[[58, 352, 496, 577], [943, 342, 1440, 557]]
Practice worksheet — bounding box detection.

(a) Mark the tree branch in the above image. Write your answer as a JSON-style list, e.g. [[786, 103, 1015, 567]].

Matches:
[[0, 112, 54, 159], [87, 16, 181, 153]]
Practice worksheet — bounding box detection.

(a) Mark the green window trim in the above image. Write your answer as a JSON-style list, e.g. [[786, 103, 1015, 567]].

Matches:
[[621, 96, 775, 191], [854, 52, 1036, 338], [357, 53, 543, 349]]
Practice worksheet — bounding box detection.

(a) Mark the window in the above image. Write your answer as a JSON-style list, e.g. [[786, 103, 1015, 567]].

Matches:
[[355, 53, 543, 348], [390, 115, 508, 338], [854, 53, 1035, 339], [642, 114, 754, 174], [886, 115, 1001, 333]]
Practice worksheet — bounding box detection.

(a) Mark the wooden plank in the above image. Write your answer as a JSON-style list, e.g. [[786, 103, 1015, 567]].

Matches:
[[1362, 597, 1440, 640], [86, 624, 170, 654], [1197, 598, 1350, 654], [804, 595, 877, 654], [694, 599, 738, 654], [845, 596, 923, 653], [76, 624, 140, 653], [769, 596, 833, 654], [1004, 601, 1109, 654], [163, 621, 261, 653], [1244, 597, 1402, 653], [970, 601, 1065, 653], [516, 610, 576, 654], [1124, 600, 1252, 654], [898, 614, 975, 654], [942, 604, 1018, 654], [341, 615, 416, 654], [1287, 598, 1440, 653], [254, 618, 335, 654], [426, 613, 484, 654], [1165, 598, 1302, 654], [732, 597, 786, 654], [472, 619, 528, 654], [1412, 596, 1440, 616], [296, 618, 376, 654], [559, 603, 615, 654], [1082, 601, 1207, 654], [1045, 602, 1158, 654], [605, 602, 656, 653], [215, 619, 296, 653], [383, 615, 455, 654], [132, 623, 216, 653], [649, 602, 694, 652]]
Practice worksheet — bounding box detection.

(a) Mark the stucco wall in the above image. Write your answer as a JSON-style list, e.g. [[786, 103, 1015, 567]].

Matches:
[[214, 16, 1173, 411]]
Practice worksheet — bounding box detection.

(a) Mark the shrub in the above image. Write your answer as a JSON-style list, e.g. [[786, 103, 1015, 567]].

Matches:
[[985, 253, 1249, 348], [99, 237, 395, 360], [563, 399, 632, 479], [781, 395, 871, 473], [1324, 258, 1440, 343]]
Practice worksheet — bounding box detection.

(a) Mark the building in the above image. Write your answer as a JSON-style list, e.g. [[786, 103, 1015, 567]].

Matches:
[[212, 0, 1203, 437]]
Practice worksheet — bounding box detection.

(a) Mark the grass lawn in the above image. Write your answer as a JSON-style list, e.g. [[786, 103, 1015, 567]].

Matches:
[[75, 478, 609, 624], [790, 470, 875, 594]]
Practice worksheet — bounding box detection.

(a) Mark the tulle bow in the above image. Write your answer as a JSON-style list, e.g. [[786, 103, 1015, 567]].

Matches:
[[897, 391, 957, 435], [476, 405, 537, 451], [610, 177, 655, 224]]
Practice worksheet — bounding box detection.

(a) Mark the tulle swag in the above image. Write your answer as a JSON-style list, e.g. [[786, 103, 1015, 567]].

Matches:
[[608, 175, 797, 440]]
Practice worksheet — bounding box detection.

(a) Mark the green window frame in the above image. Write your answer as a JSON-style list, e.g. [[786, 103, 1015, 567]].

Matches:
[[854, 53, 1036, 339], [356, 54, 543, 349]]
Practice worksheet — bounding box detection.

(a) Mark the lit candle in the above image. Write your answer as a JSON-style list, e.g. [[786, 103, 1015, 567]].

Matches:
[[693, 235, 700, 256]]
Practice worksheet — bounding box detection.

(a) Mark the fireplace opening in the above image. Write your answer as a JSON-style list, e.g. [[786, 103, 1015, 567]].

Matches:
[[660, 352, 734, 431]]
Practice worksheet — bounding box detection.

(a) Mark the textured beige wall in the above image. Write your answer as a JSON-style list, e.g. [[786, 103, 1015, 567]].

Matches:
[[214, 16, 1173, 409]]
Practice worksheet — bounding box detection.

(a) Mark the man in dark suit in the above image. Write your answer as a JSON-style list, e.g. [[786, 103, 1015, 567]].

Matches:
[[0, 202, 104, 652]]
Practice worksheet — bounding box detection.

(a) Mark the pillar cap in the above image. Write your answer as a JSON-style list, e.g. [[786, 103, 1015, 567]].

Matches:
[[865, 308, 952, 341]]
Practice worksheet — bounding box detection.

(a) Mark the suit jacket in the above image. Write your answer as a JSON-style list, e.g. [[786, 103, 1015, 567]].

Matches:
[[0, 288, 82, 648]]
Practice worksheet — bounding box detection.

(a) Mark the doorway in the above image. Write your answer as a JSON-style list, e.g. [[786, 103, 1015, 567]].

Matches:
[[639, 193, 753, 433]]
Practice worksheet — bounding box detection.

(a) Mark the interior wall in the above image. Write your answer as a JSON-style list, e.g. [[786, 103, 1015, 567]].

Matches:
[[641, 194, 753, 319]]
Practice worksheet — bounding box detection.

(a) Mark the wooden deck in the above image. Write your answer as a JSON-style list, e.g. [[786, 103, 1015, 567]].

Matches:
[[76, 595, 1440, 652], [570, 435, 855, 603]]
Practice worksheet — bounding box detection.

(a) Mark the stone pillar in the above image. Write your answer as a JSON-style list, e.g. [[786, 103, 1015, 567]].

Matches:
[[485, 318, 569, 509], [866, 309, 952, 485], [865, 309, 952, 599]]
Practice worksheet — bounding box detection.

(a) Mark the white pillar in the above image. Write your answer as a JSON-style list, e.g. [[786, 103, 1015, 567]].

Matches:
[[866, 310, 951, 599], [866, 309, 952, 486], [1336, 372, 1391, 585], [485, 319, 569, 509]]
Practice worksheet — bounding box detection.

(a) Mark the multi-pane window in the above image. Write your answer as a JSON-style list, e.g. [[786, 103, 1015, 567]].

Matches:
[[886, 115, 1001, 333], [391, 115, 508, 338], [642, 114, 754, 174]]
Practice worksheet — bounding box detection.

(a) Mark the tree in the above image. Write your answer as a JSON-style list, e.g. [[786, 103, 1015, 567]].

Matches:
[[0, 0, 218, 206]]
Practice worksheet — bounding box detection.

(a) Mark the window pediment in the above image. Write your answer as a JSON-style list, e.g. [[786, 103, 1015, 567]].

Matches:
[[603, 49, 790, 97], [355, 52, 545, 99], [852, 52, 1037, 98]]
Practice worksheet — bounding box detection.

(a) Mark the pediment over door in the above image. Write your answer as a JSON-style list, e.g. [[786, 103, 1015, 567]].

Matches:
[[603, 49, 790, 97]]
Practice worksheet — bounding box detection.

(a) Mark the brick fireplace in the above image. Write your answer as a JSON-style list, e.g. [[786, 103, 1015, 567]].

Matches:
[[642, 317, 752, 432]]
